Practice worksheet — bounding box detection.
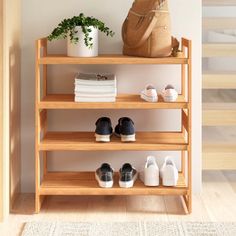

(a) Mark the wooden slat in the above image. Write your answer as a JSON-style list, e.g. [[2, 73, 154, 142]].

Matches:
[[39, 172, 187, 195], [38, 54, 188, 65], [203, 18, 236, 30], [203, 144, 236, 169], [39, 110, 47, 131], [203, 72, 236, 89], [203, 103, 236, 126], [203, 43, 236, 57], [39, 131, 187, 151], [203, 0, 236, 6], [39, 94, 188, 110], [182, 109, 189, 132]]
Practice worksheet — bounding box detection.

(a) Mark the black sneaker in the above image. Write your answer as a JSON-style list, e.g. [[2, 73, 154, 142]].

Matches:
[[119, 163, 138, 188], [95, 163, 114, 188], [114, 117, 136, 142], [95, 117, 113, 142]]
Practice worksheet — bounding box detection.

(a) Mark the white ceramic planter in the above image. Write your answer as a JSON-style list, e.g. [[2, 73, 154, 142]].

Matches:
[[67, 26, 98, 57]]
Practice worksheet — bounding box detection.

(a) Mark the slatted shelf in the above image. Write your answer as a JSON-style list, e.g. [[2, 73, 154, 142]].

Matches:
[[203, 43, 236, 57], [39, 94, 188, 109], [203, 103, 236, 126], [38, 54, 188, 65], [203, 71, 236, 89], [40, 172, 188, 195], [203, 18, 236, 30], [35, 37, 192, 214], [39, 131, 187, 151]]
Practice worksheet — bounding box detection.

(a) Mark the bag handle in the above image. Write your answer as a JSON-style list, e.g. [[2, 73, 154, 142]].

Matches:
[[122, 11, 158, 49]]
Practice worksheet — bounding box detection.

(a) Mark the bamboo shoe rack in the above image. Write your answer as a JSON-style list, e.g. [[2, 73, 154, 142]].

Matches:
[[35, 38, 192, 214]]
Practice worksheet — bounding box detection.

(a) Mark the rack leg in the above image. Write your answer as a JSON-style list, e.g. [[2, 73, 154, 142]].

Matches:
[[187, 148, 192, 214]]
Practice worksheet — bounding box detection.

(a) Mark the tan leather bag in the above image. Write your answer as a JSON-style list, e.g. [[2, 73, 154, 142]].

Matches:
[[122, 0, 172, 58]]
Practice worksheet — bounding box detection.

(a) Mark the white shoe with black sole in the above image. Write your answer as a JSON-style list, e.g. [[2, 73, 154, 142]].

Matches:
[[119, 163, 138, 188]]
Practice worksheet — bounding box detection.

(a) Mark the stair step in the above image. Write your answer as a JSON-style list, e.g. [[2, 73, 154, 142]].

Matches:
[[203, 0, 236, 6], [203, 143, 236, 169], [203, 18, 236, 30], [203, 103, 236, 126], [203, 43, 236, 57], [203, 71, 236, 89]]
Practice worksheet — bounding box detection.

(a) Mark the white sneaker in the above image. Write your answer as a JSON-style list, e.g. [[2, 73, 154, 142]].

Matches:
[[140, 156, 159, 186], [161, 85, 178, 102], [160, 157, 178, 186], [141, 85, 158, 103]]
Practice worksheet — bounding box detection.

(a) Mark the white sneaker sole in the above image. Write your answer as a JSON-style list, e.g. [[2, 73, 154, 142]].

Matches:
[[162, 179, 178, 187], [119, 172, 138, 188], [95, 134, 111, 142], [95, 173, 113, 188], [162, 96, 178, 102], [121, 134, 136, 142], [141, 93, 158, 103]]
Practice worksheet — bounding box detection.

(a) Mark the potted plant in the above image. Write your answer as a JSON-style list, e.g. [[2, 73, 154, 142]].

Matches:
[[48, 13, 115, 57]]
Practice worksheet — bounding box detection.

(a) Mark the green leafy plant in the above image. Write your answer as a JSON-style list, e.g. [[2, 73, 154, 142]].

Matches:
[[48, 13, 115, 48]]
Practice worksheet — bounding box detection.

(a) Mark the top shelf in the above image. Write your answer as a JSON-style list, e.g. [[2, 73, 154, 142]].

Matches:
[[36, 38, 191, 65], [38, 54, 189, 65]]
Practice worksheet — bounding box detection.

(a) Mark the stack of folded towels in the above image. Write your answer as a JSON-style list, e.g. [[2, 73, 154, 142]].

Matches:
[[74, 73, 117, 102]]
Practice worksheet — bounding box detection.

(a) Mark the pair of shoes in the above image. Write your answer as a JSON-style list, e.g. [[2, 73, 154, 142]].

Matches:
[[95, 163, 138, 188], [95, 117, 135, 142], [141, 84, 178, 103], [140, 156, 178, 187]]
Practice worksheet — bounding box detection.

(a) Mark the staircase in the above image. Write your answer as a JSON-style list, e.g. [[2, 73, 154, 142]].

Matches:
[[202, 0, 236, 169]]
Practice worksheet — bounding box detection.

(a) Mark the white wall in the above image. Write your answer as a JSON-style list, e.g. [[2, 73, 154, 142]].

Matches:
[[21, 0, 202, 192]]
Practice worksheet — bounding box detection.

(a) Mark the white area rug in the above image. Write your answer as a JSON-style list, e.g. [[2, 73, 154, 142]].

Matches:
[[21, 221, 236, 236]]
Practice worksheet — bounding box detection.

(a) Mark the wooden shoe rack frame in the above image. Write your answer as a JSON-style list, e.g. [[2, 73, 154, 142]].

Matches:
[[35, 38, 192, 214]]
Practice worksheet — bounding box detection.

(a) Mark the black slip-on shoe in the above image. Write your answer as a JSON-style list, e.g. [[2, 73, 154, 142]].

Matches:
[[95, 163, 114, 188], [114, 117, 136, 142], [95, 117, 113, 142], [119, 163, 138, 188]]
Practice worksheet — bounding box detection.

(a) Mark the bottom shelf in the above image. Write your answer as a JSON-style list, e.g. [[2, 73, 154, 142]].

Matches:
[[39, 172, 188, 196]]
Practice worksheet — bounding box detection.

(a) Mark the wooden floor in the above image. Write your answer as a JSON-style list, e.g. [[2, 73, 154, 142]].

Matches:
[[1, 171, 236, 235]]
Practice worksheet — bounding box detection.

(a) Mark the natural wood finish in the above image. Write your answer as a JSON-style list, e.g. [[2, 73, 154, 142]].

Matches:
[[5, 171, 236, 235], [40, 94, 188, 110], [203, 72, 236, 89], [181, 151, 186, 176], [0, 0, 22, 220], [203, 43, 236, 57], [203, 0, 236, 5], [0, 0, 3, 221], [203, 103, 236, 126], [186, 39, 192, 213], [35, 39, 42, 213], [35, 38, 192, 214], [40, 172, 187, 196], [203, 18, 236, 30], [182, 109, 189, 132], [39, 54, 188, 65], [39, 132, 188, 151], [203, 144, 236, 169], [40, 110, 47, 131]]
